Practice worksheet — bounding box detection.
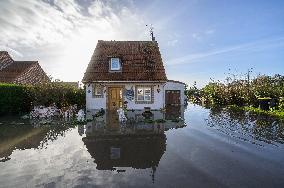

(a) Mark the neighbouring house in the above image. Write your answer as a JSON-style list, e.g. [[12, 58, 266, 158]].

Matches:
[[82, 40, 185, 110], [0, 51, 49, 85], [54, 81, 81, 88]]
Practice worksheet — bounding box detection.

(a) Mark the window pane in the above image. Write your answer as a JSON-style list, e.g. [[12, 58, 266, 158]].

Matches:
[[144, 95, 151, 101], [137, 88, 143, 95], [144, 88, 151, 95], [137, 94, 144, 101], [136, 87, 152, 102], [96, 86, 103, 95], [111, 58, 120, 70], [112, 61, 118, 68], [96, 89, 102, 95]]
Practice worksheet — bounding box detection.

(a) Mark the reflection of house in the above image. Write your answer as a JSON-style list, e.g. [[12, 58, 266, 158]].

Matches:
[[82, 39, 185, 110], [82, 117, 169, 183], [82, 107, 187, 182], [0, 51, 49, 84], [85, 105, 186, 133], [82, 134, 166, 170]]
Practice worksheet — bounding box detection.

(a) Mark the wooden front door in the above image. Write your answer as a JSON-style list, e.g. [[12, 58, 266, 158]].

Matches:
[[108, 87, 123, 110]]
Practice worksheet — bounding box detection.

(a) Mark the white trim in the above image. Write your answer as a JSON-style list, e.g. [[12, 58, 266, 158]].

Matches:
[[136, 86, 151, 102]]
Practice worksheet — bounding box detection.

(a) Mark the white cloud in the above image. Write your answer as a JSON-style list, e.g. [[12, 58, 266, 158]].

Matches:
[[0, 0, 147, 81], [191, 29, 215, 40], [0, 45, 23, 58], [191, 33, 201, 40], [205, 29, 215, 35], [167, 39, 178, 46]]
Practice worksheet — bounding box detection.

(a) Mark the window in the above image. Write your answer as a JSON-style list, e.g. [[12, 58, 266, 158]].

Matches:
[[136, 87, 152, 102], [93, 84, 103, 97], [110, 58, 121, 71]]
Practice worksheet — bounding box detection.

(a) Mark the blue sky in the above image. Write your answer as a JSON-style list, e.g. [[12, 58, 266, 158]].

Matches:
[[0, 0, 284, 87]]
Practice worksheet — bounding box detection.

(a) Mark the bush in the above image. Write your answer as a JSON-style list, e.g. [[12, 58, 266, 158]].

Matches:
[[279, 98, 284, 110], [0, 83, 31, 114], [28, 82, 85, 109], [191, 73, 284, 108], [0, 82, 86, 115]]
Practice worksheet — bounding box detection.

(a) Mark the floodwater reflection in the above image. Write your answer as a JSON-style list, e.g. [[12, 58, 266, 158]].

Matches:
[[206, 106, 284, 146], [1, 105, 284, 187], [0, 117, 73, 162], [82, 108, 186, 179]]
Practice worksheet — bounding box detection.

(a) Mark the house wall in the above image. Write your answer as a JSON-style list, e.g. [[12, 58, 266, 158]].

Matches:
[[164, 81, 185, 105], [86, 84, 107, 110], [86, 81, 185, 110], [124, 83, 164, 110], [86, 83, 165, 110]]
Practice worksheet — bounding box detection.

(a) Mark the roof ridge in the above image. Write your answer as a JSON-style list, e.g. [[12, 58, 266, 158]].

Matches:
[[14, 61, 38, 63], [98, 40, 155, 42]]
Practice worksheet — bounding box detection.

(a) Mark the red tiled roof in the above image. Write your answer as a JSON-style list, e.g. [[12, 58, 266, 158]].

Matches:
[[82, 40, 167, 82]]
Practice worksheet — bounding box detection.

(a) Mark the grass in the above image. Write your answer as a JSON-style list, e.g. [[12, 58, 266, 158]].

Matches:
[[227, 105, 284, 119], [257, 97, 272, 100], [243, 106, 284, 119]]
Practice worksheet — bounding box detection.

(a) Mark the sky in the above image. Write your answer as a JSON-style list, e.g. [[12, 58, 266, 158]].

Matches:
[[0, 0, 284, 87]]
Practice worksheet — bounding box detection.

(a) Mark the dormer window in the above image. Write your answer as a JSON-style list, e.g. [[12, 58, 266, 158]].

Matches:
[[110, 58, 121, 71]]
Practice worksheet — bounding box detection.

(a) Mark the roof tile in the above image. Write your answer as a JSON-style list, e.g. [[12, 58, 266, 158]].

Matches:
[[82, 41, 167, 82]]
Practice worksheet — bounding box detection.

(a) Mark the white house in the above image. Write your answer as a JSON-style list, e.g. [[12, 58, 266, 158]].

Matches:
[[82, 40, 185, 111]]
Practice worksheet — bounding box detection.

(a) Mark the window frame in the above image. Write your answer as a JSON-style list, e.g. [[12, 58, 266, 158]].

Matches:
[[135, 85, 154, 104], [92, 84, 104, 98], [110, 57, 121, 71]]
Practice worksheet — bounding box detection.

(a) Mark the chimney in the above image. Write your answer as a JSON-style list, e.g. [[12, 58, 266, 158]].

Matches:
[[0, 51, 14, 70], [150, 27, 155, 41]]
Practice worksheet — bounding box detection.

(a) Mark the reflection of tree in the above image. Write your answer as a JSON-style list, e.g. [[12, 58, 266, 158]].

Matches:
[[206, 107, 284, 145], [0, 119, 71, 162]]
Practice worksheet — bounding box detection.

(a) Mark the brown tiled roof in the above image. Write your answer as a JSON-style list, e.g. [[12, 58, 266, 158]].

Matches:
[[54, 82, 79, 88], [0, 61, 37, 82], [82, 40, 167, 82], [0, 51, 50, 84], [0, 51, 14, 70], [167, 80, 186, 85]]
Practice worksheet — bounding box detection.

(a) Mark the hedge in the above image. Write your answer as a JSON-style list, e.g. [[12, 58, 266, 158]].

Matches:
[[0, 83, 31, 114], [0, 83, 85, 115]]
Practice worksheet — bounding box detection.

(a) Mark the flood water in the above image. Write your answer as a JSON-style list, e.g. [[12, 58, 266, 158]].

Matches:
[[0, 104, 284, 188]]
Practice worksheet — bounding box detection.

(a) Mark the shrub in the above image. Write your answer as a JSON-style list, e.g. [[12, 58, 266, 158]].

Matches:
[[0, 82, 85, 115], [279, 98, 284, 110], [0, 83, 31, 114], [191, 73, 284, 109], [28, 82, 85, 109]]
